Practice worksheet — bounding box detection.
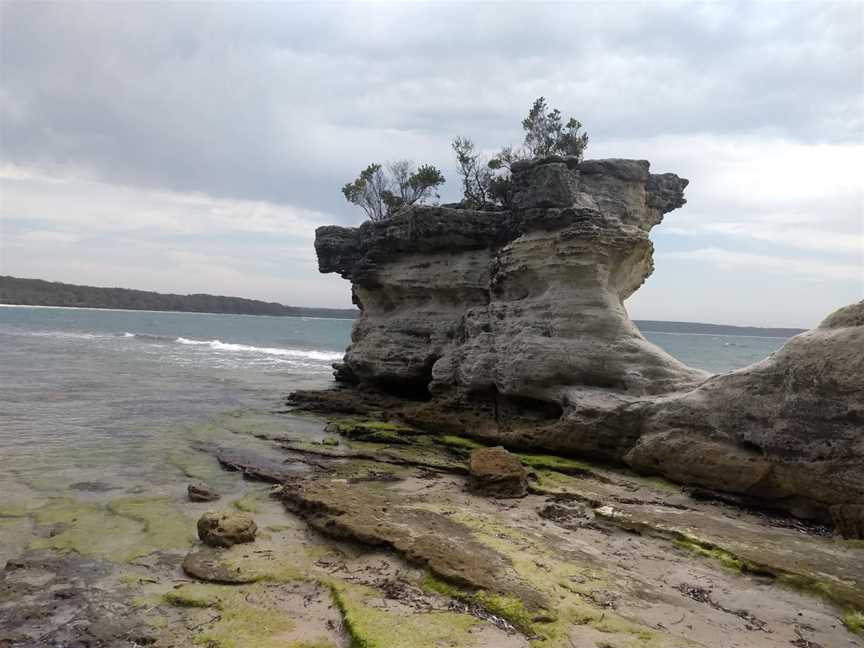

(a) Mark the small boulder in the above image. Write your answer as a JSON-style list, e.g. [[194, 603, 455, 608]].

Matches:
[[188, 482, 220, 502], [182, 547, 258, 584], [197, 511, 257, 548], [468, 446, 528, 498]]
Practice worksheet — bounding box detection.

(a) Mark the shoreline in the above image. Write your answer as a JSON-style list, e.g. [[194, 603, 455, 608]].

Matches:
[[0, 303, 800, 338], [3, 398, 860, 647], [0, 302, 357, 321]]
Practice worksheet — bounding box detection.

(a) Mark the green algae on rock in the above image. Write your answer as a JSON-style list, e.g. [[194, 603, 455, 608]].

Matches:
[[27, 496, 195, 563], [330, 581, 479, 648], [164, 583, 222, 608], [108, 495, 197, 551], [444, 510, 688, 647], [844, 609, 864, 635], [435, 435, 488, 453], [232, 493, 264, 513], [279, 477, 547, 611]]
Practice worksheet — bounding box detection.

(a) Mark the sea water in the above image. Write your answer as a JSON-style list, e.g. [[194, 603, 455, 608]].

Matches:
[[0, 306, 790, 563]]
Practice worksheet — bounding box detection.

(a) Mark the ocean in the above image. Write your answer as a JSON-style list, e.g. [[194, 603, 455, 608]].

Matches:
[[0, 305, 791, 565]]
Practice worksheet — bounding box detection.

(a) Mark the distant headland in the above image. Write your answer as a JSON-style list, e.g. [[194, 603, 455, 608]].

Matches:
[[1, 275, 805, 337], [0, 276, 357, 319]]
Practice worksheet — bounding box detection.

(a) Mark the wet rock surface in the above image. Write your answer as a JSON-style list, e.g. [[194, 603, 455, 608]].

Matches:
[[181, 546, 260, 583], [279, 475, 547, 611], [196, 511, 257, 548], [0, 551, 158, 648], [468, 446, 528, 498], [2, 407, 861, 648], [187, 481, 220, 502], [215, 445, 306, 482]]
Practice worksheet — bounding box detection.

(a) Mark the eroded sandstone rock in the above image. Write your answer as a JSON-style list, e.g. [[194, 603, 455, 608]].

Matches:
[[197, 511, 257, 548], [311, 156, 863, 524], [468, 446, 527, 498], [628, 301, 864, 524], [316, 156, 705, 414]]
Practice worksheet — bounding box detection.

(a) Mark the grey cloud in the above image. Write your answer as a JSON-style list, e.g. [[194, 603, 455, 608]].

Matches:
[[1, 1, 862, 222]]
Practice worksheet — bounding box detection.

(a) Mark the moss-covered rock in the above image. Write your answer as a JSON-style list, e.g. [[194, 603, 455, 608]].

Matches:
[[197, 511, 257, 548], [330, 581, 479, 648], [29, 496, 194, 563]]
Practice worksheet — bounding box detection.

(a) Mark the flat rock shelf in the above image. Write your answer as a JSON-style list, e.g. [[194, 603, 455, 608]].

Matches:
[[4, 406, 859, 647]]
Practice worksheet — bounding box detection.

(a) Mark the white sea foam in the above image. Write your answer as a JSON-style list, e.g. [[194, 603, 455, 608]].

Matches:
[[174, 337, 342, 361], [26, 330, 105, 340]]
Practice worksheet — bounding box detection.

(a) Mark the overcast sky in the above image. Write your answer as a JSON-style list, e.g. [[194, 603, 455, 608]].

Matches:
[[1, 1, 861, 327]]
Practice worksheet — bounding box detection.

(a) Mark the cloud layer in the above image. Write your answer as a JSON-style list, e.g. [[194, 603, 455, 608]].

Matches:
[[1, 2, 861, 325]]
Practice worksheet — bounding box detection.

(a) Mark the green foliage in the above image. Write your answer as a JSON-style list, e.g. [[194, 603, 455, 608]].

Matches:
[[451, 136, 495, 209], [453, 96, 589, 209], [522, 96, 589, 159], [342, 163, 388, 222], [342, 160, 445, 222]]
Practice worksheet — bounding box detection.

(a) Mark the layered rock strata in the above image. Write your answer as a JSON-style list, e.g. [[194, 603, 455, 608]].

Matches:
[[313, 158, 863, 527], [317, 157, 706, 402]]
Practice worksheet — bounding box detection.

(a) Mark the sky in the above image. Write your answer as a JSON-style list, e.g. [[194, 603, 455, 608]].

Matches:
[[0, 2, 861, 327]]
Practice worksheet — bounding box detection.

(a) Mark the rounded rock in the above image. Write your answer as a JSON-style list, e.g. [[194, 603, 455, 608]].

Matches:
[[197, 511, 257, 548]]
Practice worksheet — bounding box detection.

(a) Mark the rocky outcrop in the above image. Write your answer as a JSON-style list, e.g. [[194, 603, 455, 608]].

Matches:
[[312, 157, 863, 527], [317, 157, 706, 406], [628, 302, 864, 524]]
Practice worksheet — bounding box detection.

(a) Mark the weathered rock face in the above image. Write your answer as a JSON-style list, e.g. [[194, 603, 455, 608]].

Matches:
[[317, 157, 706, 406], [314, 158, 863, 526], [628, 302, 864, 524]]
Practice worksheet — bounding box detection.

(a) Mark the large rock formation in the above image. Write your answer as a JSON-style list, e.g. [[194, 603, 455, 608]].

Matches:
[[628, 301, 864, 523], [317, 157, 706, 401], [313, 157, 863, 527]]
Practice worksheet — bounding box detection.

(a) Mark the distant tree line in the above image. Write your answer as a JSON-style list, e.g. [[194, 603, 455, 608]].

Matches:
[[0, 276, 359, 319], [341, 97, 590, 220]]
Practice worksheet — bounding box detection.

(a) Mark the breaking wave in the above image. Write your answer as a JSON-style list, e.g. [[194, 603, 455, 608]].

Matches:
[[174, 337, 342, 361]]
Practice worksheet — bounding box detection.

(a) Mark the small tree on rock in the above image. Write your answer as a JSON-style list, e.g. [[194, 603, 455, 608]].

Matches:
[[521, 96, 589, 159], [452, 97, 590, 209], [452, 136, 495, 209], [342, 160, 445, 222]]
